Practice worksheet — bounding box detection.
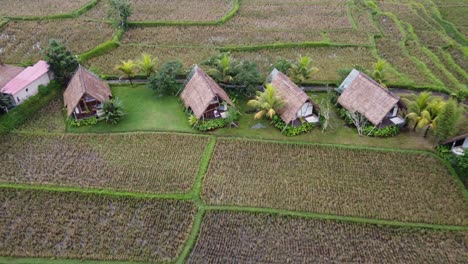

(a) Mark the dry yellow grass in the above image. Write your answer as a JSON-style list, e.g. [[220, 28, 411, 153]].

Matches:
[[0, 20, 115, 64], [84, 0, 234, 21], [0, 0, 90, 17]]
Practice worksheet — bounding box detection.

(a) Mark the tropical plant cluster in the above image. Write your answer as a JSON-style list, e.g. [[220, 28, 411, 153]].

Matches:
[[436, 146, 468, 187], [271, 115, 314, 137], [188, 211, 468, 263], [0, 188, 196, 263], [66, 116, 98, 127], [0, 133, 210, 193], [203, 138, 466, 225], [362, 125, 400, 137]]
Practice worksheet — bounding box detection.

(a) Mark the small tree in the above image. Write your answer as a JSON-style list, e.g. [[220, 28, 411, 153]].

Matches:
[[115, 60, 137, 86], [101, 98, 125, 125], [371, 59, 387, 86], [403, 92, 432, 131], [109, 0, 132, 29], [289, 56, 318, 84], [346, 111, 368, 136], [205, 53, 235, 83], [137, 53, 157, 78], [433, 100, 459, 141], [270, 58, 292, 74], [43, 39, 78, 85], [418, 99, 445, 138], [450, 88, 467, 105], [147, 61, 183, 96], [230, 60, 261, 96], [247, 84, 286, 120]]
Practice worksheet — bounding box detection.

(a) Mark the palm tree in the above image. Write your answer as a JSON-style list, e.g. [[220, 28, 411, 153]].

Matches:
[[206, 53, 234, 83], [137, 53, 157, 78], [288, 56, 318, 84], [403, 92, 432, 131], [418, 99, 445, 138], [115, 60, 137, 86], [247, 84, 286, 120], [372, 59, 387, 86]]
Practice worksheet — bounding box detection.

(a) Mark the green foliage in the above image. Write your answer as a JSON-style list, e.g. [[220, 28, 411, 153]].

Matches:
[[0, 94, 13, 113], [433, 100, 459, 141], [204, 53, 260, 96], [101, 98, 125, 125], [436, 146, 468, 187], [188, 115, 197, 126], [289, 56, 319, 84], [66, 117, 98, 127], [43, 39, 78, 84], [109, 0, 132, 29], [450, 88, 467, 105], [115, 59, 137, 86], [272, 115, 314, 136], [371, 59, 387, 86], [270, 59, 292, 74], [137, 53, 158, 78], [0, 81, 61, 134], [79, 39, 120, 62], [403, 92, 432, 130], [38, 84, 49, 96], [247, 84, 286, 120], [147, 60, 183, 96], [194, 118, 227, 132], [223, 106, 239, 128], [363, 126, 399, 137]]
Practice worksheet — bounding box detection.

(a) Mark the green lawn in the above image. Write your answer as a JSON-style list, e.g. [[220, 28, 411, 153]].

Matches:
[[67, 84, 194, 133], [59, 86, 435, 150]]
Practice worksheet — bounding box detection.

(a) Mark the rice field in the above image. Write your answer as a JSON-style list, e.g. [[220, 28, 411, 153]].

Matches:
[[84, 0, 235, 21], [0, 188, 196, 262], [202, 138, 467, 226], [188, 211, 468, 263], [0, 20, 115, 64], [0, 0, 91, 17], [0, 133, 210, 194]]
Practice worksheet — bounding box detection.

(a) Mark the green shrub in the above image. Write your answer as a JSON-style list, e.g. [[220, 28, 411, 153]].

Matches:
[[363, 125, 399, 137], [147, 61, 183, 96], [38, 84, 49, 95], [101, 98, 125, 125], [272, 115, 314, 136], [0, 81, 61, 134], [194, 118, 227, 132], [436, 146, 468, 187], [66, 117, 98, 127]]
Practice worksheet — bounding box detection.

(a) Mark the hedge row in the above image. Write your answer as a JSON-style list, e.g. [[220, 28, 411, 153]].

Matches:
[[79, 28, 124, 61], [0, 81, 61, 135], [3, 0, 100, 21]]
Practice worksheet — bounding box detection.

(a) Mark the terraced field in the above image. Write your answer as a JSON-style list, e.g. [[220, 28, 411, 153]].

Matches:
[[0, 0, 466, 90]]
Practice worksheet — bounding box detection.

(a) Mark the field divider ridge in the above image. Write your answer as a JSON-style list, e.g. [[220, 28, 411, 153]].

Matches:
[[191, 136, 217, 204], [0, 183, 194, 201], [176, 207, 206, 264], [204, 205, 468, 231]]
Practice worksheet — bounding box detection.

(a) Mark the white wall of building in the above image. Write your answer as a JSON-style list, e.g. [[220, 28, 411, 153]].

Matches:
[[12, 73, 51, 105], [296, 102, 314, 118], [463, 138, 468, 149]]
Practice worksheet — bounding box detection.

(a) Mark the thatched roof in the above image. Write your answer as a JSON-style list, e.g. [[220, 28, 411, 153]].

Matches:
[[337, 69, 400, 126], [266, 69, 312, 124], [180, 65, 234, 119], [442, 133, 468, 145], [0, 63, 24, 89], [64, 65, 112, 116]]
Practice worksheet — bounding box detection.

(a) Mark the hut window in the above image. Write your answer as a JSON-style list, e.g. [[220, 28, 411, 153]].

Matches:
[[26, 88, 29, 92]]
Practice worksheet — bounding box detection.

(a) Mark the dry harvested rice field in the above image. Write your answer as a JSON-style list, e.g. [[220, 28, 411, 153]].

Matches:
[[0, 188, 197, 262], [0, 0, 91, 17], [188, 211, 468, 263], [203, 138, 467, 226], [0, 0, 466, 89], [0, 133, 209, 193]]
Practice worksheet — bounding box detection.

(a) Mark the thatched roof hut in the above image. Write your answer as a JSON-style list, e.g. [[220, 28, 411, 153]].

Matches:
[[337, 69, 404, 126], [180, 65, 234, 119], [266, 69, 317, 125], [64, 65, 112, 118]]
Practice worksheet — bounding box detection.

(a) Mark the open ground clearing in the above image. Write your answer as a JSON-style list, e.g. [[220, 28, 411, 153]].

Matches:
[[0, 20, 115, 64], [0, 188, 196, 262], [84, 0, 234, 22], [188, 211, 468, 263], [0, 0, 92, 17], [0, 133, 209, 194], [203, 138, 467, 225]]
